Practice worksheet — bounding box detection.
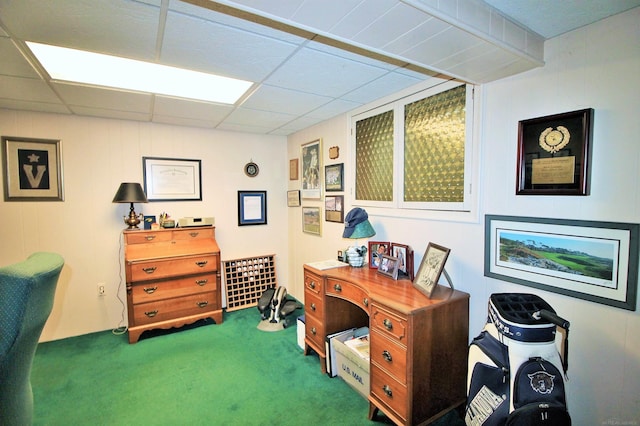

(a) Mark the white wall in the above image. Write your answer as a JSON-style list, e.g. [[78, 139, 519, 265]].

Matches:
[[0, 111, 288, 341], [286, 8, 640, 424]]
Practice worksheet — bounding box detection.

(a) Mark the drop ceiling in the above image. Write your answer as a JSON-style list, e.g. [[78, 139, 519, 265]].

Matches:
[[0, 0, 637, 136]]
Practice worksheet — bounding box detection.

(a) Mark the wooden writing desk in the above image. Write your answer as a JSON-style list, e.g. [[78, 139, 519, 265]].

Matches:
[[303, 264, 469, 425]]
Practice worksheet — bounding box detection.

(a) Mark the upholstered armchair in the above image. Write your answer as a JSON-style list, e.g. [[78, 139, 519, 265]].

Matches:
[[0, 252, 64, 426]]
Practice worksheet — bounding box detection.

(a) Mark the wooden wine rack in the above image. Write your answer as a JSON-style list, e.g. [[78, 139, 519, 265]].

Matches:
[[223, 254, 277, 312]]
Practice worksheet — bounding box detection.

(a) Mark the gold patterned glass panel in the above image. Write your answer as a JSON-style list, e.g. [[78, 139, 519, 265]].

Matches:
[[404, 85, 466, 202], [355, 110, 394, 201]]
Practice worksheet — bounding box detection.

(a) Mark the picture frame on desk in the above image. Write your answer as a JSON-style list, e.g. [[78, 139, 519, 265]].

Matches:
[[391, 243, 414, 280], [377, 254, 400, 280], [368, 241, 390, 269], [414, 243, 450, 298]]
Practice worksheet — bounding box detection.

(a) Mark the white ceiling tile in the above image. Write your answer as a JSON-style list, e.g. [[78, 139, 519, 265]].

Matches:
[[221, 0, 306, 20], [381, 18, 449, 54], [330, 0, 397, 39], [0, 99, 71, 115], [0, 38, 40, 78], [291, 0, 362, 31], [68, 105, 152, 122], [304, 98, 362, 120], [242, 85, 333, 115], [225, 106, 297, 128], [351, 3, 429, 48], [401, 27, 483, 67], [52, 83, 152, 113], [0, 75, 62, 103], [341, 71, 424, 103], [152, 114, 217, 128], [154, 96, 234, 122], [458, 0, 492, 34], [306, 41, 398, 71]]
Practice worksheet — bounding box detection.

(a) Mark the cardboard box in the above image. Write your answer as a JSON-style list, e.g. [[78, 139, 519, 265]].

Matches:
[[296, 315, 305, 350], [334, 332, 370, 399]]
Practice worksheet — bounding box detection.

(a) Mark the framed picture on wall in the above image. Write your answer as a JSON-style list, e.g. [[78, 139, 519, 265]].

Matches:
[[302, 206, 321, 236], [238, 190, 267, 226], [301, 139, 322, 199], [324, 163, 343, 191], [143, 156, 202, 201], [324, 195, 344, 223]]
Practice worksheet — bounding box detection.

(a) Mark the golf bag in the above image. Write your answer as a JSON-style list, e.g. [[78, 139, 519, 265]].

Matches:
[[465, 293, 571, 426], [257, 286, 301, 327]]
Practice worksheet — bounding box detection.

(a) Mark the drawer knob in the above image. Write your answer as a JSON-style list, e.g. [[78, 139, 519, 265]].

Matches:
[[382, 350, 393, 362], [196, 301, 209, 308], [195, 279, 208, 286], [363, 298, 369, 307], [142, 267, 157, 274], [309, 281, 316, 290], [311, 327, 317, 335], [382, 385, 393, 397], [189, 232, 200, 237], [145, 235, 156, 241], [144, 310, 158, 318], [333, 284, 342, 292], [310, 303, 316, 311], [143, 286, 158, 294], [195, 260, 208, 267], [383, 318, 393, 331]]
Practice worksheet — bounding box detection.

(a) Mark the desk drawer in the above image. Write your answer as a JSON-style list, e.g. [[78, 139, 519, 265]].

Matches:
[[304, 272, 323, 296], [304, 291, 324, 320], [132, 292, 218, 325], [370, 364, 408, 422], [125, 231, 172, 245], [370, 329, 407, 383], [326, 279, 369, 313], [172, 227, 214, 241], [130, 274, 217, 304], [128, 254, 218, 282], [304, 314, 325, 354], [371, 304, 408, 346]]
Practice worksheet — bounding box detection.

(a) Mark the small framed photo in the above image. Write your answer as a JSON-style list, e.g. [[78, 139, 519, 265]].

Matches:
[[391, 243, 414, 280], [368, 241, 390, 269], [143, 215, 156, 230], [377, 255, 400, 279], [413, 243, 450, 298], [324, 163, 344, 191], [2, 136, 64, 201], [325, 195, 344, 223], [238, 190, 267, 226], [289, 158, 299, 180], [287, 190, 300, 207], [302, 206, 321, 236]]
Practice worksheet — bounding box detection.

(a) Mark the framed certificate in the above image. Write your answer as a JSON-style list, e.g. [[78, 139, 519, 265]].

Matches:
[[516, 108, 593, 195]]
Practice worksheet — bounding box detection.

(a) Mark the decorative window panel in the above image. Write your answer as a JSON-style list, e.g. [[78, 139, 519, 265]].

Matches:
[[355, 110, 394, 202]]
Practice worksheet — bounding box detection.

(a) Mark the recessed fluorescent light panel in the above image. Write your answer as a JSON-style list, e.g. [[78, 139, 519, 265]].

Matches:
[[27, 41, 253, 104]]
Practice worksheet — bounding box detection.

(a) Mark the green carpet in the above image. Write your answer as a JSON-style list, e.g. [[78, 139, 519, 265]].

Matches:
[[31, 307, 464, 425]]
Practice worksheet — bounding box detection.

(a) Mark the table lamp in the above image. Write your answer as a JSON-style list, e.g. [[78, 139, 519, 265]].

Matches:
[[112, 182, 148, 229], [343, 207, 376, 267]]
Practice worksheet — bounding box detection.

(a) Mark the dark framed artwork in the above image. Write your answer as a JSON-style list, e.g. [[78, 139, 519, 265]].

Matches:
[[413, 243, 450, 298], [2, 136, 64, 201], [324, 163, 344, 191], [377, 254, 400, 280], [143, 156, 202, 201], [324, 195, 344, 223], [238, 190, 267, 226], [485, 214, 638, 311], [516, 108, 593, 195], [368, 241, 390, 269], [301, 139, 322, 199]]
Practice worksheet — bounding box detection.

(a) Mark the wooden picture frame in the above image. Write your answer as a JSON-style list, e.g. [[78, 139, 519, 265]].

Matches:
[[289, 158, 299, 180], [143, 156, 202, 201], [413, 243, 450, 298], [377, 254, 400, 279], [516, 108, 593, 195], [391, 243, 414, 280], [324, 195, 344, 223], [287, 190, 300, 207], [485, 214, 638, 311], [302, 206, 321, 236], [1, 136, 64, 201], [237, 190, 267, 226], [324, 163, 344, 192], [301, 139, 322, 199], [368, 241, 390, 269]]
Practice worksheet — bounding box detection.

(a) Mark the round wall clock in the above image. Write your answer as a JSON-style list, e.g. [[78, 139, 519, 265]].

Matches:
[[244, 161, 259, 177]]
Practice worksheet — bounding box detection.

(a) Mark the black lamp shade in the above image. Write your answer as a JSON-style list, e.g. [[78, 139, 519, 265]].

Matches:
[[112, 183, 148, 203]]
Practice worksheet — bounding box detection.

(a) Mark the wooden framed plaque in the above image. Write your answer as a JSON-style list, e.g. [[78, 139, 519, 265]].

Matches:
[[516, 108, 593, 195]]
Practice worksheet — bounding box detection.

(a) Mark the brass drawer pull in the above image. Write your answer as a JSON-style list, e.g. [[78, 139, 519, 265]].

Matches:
[[383, 318, 393, 331], [309, 281, 316, 290], [196, 301, 209, 308], [189, 232, 200, 237], [310, 303, 316, 311], [143, 286, 158, 294], [142, 267, 157, 274], [311, 327, 317, 335], [363, 298, 369, 307], [382, 350, 393, 362], [333, 283, 342, 292], [195, 260, 208, 267], [145, 235, 156, 241], [144, 310, 158, 318], [382, 385, 393, 397], [195, 279, 208, 286]]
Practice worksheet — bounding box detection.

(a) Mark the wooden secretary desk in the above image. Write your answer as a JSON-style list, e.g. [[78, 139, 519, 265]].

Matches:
[[303, 264, 469, 426]]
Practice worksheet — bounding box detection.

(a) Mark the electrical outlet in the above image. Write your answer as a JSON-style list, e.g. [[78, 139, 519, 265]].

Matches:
[[97, 283, 105, 297]]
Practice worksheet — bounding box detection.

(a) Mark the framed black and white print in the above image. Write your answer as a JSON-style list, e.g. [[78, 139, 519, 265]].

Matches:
[[238, 190, 267, 226], [2, 136, 64, 201]]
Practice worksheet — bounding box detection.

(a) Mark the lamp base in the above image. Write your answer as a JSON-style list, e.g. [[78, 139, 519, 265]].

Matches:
[[124, 203, 143, 229], [346, 246, 366, 267]]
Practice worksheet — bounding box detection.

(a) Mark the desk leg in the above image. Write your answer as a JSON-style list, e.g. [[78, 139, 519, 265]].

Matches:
[[303, 342, 327, 374], [368, 403, 379, 421]]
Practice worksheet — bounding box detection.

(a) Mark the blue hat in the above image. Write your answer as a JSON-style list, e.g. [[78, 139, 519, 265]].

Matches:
[[343, 208, 375, 238]]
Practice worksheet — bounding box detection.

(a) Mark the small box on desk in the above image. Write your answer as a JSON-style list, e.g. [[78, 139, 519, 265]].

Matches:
[[334, 329, 370, 399]]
